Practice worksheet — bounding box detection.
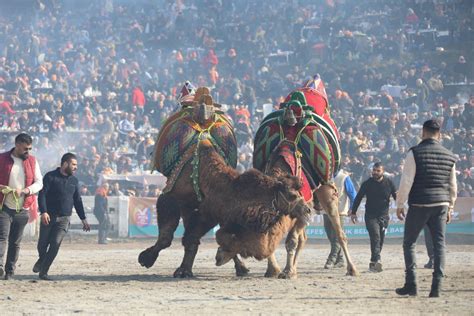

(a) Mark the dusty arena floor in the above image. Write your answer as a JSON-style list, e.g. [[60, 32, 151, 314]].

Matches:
[[1, 238, 473, 315]]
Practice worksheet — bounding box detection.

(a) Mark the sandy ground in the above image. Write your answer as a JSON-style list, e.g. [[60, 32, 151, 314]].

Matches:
[[0, 237, 473, 315]]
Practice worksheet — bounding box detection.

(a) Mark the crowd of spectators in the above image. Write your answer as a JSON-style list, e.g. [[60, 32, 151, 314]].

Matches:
[[0, 0, 472, 197]]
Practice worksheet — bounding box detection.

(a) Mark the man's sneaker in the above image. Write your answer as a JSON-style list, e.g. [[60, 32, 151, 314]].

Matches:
[[424, 258, 433, 269], [4, 272, 14, 280], [369, 262, 383, 272], [429, 288, 440, 298], [324, 260, 335, 269], [334, 257, 345, 268], [396, 283, 418, 296], [39, 274, 53, 281], [33, 259, 42, 273]]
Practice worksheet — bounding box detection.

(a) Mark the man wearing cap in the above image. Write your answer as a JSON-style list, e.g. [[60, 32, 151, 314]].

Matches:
[[396, 119, 457, 298]]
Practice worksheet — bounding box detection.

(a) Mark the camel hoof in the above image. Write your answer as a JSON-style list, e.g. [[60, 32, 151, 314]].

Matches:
[[235, 265, 250, 277], [173, 267, 194, 278], [346, 266, 360, 277], [138, 248, 158, 268], [278, 271, 297, 279], [264, 269, 281, 278]]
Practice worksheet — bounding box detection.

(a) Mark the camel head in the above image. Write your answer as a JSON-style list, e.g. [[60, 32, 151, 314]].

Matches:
[[215, 246, 235, 267], [274, 175, 313, 225], [280, 92, 306, 127], [214, 225, 241, 266]]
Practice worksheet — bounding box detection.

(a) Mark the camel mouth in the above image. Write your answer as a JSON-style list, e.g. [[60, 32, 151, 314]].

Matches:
[[300, 205, 313, 225], [291, 201, 313, 225]]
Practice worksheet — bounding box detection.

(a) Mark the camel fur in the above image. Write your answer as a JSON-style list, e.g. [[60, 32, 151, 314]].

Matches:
[[215, 149, 359, 279], [138, 140, 310, 278]]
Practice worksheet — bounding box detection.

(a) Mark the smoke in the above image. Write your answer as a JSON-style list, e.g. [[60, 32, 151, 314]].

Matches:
[[31, 132, 88, 173], [456, 92, 470, 107]]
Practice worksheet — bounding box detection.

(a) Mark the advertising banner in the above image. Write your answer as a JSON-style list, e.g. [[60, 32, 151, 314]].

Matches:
[[306, 197, 474, 239], [129, 197, 473, 239], [128, 197, 158, 237]]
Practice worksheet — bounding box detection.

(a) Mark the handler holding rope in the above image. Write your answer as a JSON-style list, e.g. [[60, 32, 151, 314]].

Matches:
[[0, 133, 43, 280]]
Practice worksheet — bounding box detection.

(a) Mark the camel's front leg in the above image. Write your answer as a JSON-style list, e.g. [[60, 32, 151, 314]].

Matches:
[[315, 184, 359, 276], [278, 220, 306, 279], [293, 222, 308, 266], [233, 255, 250, 277]]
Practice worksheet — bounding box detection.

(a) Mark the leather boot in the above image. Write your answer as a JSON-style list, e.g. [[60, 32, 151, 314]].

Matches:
[[395, 283, 417, 296]]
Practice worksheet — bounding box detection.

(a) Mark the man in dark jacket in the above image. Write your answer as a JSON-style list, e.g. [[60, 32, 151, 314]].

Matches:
[[350, 162, 397, 273], [33, 153, 90, 280], [396, 119, 457, 298]]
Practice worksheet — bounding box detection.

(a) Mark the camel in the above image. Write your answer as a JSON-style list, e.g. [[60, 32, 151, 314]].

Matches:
[[215, 76, 358, 278], [138, 87, 310, 278]]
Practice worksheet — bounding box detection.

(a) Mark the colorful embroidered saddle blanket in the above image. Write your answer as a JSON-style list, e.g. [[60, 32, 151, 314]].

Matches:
[[153, 107, 237, 192], [253, 92, 341, 187]]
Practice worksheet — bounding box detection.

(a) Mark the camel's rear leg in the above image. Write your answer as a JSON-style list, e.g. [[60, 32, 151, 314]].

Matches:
[[138, 193, 181, 268], [264, 253, 281, 278], [315, 184, 359, 276], [174, 212, 216, 278]]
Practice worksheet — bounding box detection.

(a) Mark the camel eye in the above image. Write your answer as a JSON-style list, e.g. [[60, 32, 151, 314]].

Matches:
[[287, 191, 298, 201]]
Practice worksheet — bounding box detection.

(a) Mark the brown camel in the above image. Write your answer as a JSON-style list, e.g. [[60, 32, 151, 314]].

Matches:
[[214, 144, 358, 279], [138, 89, 310, 278], [138, 140, 310, 278]]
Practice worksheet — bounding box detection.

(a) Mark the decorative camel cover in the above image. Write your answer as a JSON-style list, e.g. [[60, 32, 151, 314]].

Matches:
[[253, 75, 341, 186], [153, 88, 237, 188]]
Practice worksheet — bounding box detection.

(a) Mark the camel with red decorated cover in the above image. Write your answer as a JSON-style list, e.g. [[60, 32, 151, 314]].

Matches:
[[215, 75, 358, 278]]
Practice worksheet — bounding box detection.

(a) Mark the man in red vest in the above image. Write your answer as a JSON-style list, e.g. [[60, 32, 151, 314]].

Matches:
[[0, 133, 43, 280]]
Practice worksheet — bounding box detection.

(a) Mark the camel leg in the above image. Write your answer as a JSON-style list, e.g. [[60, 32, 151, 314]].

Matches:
[[293, 222, 308, 266], [138, 193, 181, 268], [278, 225, 300, 279], [174, 212, 215, 278], [233, 255, 250, 277], [315, 184, 359, 276], [278, 220, 307, 279], [264, 253, 281, 278]]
